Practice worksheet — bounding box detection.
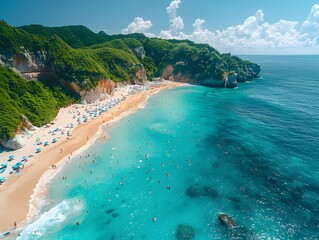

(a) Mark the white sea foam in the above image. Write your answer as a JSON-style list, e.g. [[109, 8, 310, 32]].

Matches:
[[18, 198, 85, 239], [27, 125, 105, 223], [22, 83, 174, 236], [24, 86, 155, 222]]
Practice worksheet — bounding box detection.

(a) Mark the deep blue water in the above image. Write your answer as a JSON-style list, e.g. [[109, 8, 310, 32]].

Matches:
[[19, 56, 319, 239]]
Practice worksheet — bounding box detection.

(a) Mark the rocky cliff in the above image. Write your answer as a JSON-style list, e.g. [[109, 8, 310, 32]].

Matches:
[[0, 116, 36, 150], [160, 62, 260, 88], [80, 79, 115, 103], [0, 21, 261, 149], [0, 49, 48, 80]]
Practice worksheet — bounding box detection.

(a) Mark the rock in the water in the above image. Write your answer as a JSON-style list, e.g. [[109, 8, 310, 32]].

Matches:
[[186, 185, 201, 198], [176, 224, 195, 240], [106, 209, 116, 214], [203, 186, 219, 199], [218, 213, 237, 228], [186, 184, 219, 199], [112, 213, 119, 218]]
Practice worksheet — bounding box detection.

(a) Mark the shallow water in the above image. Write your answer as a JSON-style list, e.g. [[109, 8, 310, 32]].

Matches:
[[19, 56, 319, 239]]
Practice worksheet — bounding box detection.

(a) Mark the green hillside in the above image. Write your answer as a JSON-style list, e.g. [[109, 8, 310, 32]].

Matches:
[[0, 65, 75, 141], [46, 35, 143, 85], [0, 21, 45, 55], [19, 24, 111, 48], [0, 21, 260, 144]]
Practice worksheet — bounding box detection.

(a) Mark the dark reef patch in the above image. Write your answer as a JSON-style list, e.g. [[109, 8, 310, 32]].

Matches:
[[106, 209, 116, 214], [185, 184, 219, 199], [175, 224, 195, 240]]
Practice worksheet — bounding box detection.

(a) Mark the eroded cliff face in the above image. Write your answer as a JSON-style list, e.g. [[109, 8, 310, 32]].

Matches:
[[132, 46, 146, 60], [161, 64, 227, 87], [161, 65, 174, 80], [79, 66, 147, 103], [160, 63, 260, 88], [80, 79, 116, 103], [135, 67, 147, 82], [1, 46, 148, 104], [0, 134, 27, 150], [0, 116, 36, 150], [0, 48, 49, 80]]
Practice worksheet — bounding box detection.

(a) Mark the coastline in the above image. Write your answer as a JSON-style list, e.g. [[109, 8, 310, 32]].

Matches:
[[0, 81, 184, 233]]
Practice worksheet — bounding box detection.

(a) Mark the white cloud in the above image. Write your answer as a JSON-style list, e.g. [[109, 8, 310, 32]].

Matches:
[[122, 1, 319, 53], [193, 19, 205, 32], [159, 0, 184, 38], [167, 0, 184, 31], [301, 4, 319, 44], [122, 17, 152, 34], [158, 2, 319, 53], [210, 13, 304, 50]]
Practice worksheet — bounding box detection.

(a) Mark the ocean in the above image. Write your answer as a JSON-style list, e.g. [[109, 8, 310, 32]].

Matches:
[[18, 56, 319, 239]]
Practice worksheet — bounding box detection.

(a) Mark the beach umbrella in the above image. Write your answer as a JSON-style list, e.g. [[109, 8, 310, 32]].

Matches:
[[52, 138, 57, 143], [1, 163, 7, 167], [16, 162, 23, 167], [36, 148, 41, 153], [44, 141, 49, 146], [8, 155, 14, 160], [0, 176, 5, 182]]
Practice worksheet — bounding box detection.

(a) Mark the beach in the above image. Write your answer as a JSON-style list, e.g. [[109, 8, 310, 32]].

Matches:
[[0, 80, 183, 233]]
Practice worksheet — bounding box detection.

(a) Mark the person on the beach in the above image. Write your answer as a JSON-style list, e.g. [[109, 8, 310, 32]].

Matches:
[[14, 221, 17, 228]]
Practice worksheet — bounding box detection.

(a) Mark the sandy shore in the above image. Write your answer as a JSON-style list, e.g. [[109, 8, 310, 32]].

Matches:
[[0, 81, 184, 233]]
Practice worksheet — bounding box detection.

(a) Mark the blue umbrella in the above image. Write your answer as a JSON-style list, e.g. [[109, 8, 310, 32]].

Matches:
[[52, 138, 57, 143], [0, 176, 5, 182], [1, 163, 7, 167], [8, 155, 14, 160], [22, 156, 28, 160], [16, 162, 23, 167], [44, 141, 49, 146], [36, 148, 41, 153]]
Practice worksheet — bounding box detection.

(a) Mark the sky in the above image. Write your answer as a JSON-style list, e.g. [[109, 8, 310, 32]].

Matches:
[[1, 0, 319, 54]]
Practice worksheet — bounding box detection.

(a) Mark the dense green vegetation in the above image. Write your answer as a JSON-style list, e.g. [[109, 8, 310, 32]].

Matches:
[[0, 20, 45, 55], [46, 35, 142, 85], [0, 21, 260, 143], [0, 65, 75, 141], [1, 20, 260, 84], [141, 38, 225, 80], [19, 24, 111, 48], [89, 38, 142, 52]]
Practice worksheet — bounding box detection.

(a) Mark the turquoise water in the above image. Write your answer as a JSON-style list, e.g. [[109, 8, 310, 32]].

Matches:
[[19, 56, 319, 239]]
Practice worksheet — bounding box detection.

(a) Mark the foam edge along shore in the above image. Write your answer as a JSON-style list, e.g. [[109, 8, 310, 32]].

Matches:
[[0, 81, 185, 237]]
